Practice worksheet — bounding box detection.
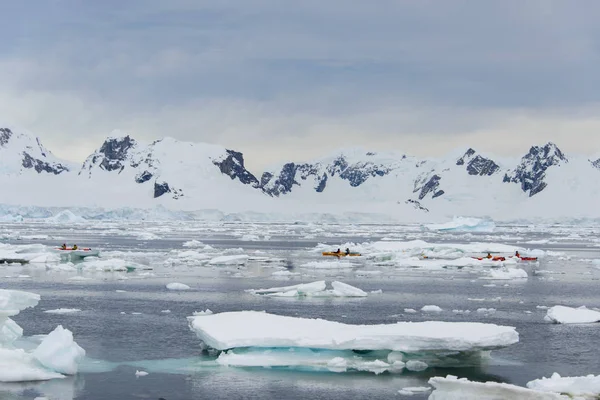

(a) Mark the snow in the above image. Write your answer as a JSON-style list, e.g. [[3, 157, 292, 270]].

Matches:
[[135, 370, 149, 377], [166, 283, 191, 291], [421, 305, 443, 313], [188, 311, 519, 353], [182, 240, 204, 248], [136, 232, 160, 240], [428, 375, 566, 399], [544, 305, 600, 324], [246, 281, 368, 298], [425, 217, 495, 232], [527, 372, 600, 397], [44, 308, 81, 314], [0, 289, 85, 382]]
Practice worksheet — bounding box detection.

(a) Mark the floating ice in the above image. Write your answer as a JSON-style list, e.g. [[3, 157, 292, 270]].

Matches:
[[428, 375, 565, 399], [398, 386, 431, 396], [247, 281, 368, 298], [0, 289, 85, 382], [44, 309, 81, 314], [182, 240, 204, 248], [33, 325, 86, 375], [544, 305, 600, 324], [406, 360, 428, 371], [271, 270, 301, 277], [425, 217, 495, 233], [188, 311, 519, 353], [45, 210, 86, 224], [135, 370, 149, 377], [481, 267, 528, 280], [79, 258, 143, 272], [527, 372, 600, 397], [300, 260, 354, 269], [166, 283, 191, 291], [421, 305, 443, 313], [136, 232, 160, 240], [209, 254, 249, 265]]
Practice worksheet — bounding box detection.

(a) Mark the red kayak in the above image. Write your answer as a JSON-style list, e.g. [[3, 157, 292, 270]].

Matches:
[[518, 256, 538, 261]]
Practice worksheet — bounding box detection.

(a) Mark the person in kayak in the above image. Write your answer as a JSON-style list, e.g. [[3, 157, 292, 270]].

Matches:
[[72, 244, 78, 250], [515, 251, 521, 258], [60, 243, 67, 250], [485, 252, 492, 259], [345, 248, 350, 255]]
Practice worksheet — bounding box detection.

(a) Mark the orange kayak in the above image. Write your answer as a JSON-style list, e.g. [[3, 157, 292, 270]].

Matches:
[[472, 256, 506, 261], [322, 252, 362, 257]]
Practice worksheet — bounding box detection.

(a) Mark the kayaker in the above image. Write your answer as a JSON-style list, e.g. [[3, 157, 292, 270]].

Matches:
[[72, 244, 78, 250], [345, 248, 350, 255], [334, 248, 341, 254], [486, 252, 492, 259], [60, 243, 67, 250], [515, 251, 520, 258]]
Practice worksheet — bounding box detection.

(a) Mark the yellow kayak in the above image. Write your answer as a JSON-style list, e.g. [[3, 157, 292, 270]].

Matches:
[[322, 252, 362, 257]]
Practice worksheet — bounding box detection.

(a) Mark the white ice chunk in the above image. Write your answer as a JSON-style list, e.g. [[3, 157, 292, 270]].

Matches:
[[429, 375, 566, 399], [166, 283, 191, 291], [209, 254, 248, 265], [406, 360, 428, 371], [421, 305, 443, 313], [32, 325, 86, 375], [527, 372, 600, 397], [182, 240, 204, 248], [398, 386, 431, 396], [330, 281, 368, 297], [135, 370, 149, 377], [425, 217, 495, 232], [484, 268, 528, 280], [545, 305, 600, 324], [44, 309, 81, 314], [187, 311, 519, 353], [247, 281, 367, 298]]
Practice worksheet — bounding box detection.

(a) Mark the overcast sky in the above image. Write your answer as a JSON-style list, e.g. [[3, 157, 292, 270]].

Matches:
[[2, 1, 600, 171]]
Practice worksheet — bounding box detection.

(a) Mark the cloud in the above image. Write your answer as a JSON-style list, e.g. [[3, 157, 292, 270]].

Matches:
[[1, 1, 600, 170]]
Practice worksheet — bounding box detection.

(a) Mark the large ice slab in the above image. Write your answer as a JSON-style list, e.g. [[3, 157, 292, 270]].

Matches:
[[527, 373, 600, 398], [428, 375, 566, 399], [544, 306, 600, 324], [246, 281, 368, 298], [188, 311, 518, 352], [33, 325, 86, 375]]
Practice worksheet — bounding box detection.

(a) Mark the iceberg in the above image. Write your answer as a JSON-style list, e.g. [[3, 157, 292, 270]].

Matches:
[[188, 311, 518, 354], [424, 217, 496, 232], [428, 375, 566, 399], [246, 281, 368, 298], [544, 305, 600, 324], [527, 373, 600, 397], [166, 283, 191, 291], [0, 289, 85, 382]]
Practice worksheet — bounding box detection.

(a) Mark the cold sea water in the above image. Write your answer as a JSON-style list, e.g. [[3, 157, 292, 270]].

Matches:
[[1, 222, 600, 399]]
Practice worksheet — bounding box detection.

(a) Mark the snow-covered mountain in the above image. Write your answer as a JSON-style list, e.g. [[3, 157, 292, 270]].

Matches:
[[0, 124, 599, 220]]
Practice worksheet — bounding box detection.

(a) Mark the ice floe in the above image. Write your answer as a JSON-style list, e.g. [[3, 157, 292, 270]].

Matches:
[[209, 254, 249, 265], [246, 281, 368, 298], [166, 283, 191, 291], [527, 372, 600, 397], [482, 268, 528, 280], [43, 308, 81, 314], [188, 311, 518, 353], [428, 375, 565, 399], [544, 305, 600, 324], [421, 305, 443, 313], [398, 386, 431, 396], [0, 289, 85, 382], [425, 217, 495, 233]]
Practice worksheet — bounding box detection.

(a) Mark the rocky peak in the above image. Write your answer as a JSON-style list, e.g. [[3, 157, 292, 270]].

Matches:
[[413, 173, 445, 200], [456, 148, 499, 176], [0, 127, 13, 146], [590, 158, 600, 170], [503, 142, 567, 197], [97, 136, 137, 172], [456, 148, 476, 166], [213, 150, 260, 187]]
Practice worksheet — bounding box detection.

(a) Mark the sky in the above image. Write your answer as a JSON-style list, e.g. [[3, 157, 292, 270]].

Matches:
[[2, 0, 600, 171]]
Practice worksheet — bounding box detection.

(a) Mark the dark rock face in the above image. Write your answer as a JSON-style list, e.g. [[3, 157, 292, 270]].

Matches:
[[21, 152, 69, 175], [503, 143, 567, 197], [591, 159, 600, 169], [0, 127, 13, 146], [262, 163, 299, 196], [96, 136, 137, 172], [466, 155, 499, 176], [213, 150, 260, 187], [456, 148, 476, 166], [135, 171, 153, 184], [414, 174, 444, 200], [315, 174, 327, 193], [339, 162, 390, 187], [154, 181, 171, 198]]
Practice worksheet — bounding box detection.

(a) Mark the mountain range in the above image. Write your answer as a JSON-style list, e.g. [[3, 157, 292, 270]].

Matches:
[[1, 124, 599, 221]]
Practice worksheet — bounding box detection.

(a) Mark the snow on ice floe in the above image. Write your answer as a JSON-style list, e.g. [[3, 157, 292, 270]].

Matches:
[[428, 375, 566, 400], [188, 311, 518, 353], [300, 260, 355, 269], [544, 305, 600, 324], [421, 305, 443, 313], [0, 289, 85, 382], [79, 258, 145, 272], [246, 281, 368, 298], [135, 232, 160, 240], [398, 386, 431, 396], [182, 240, 204, 248], [527, 372, 600, 397], [166, 283, 191, 291], [425, 217, 495, 233]]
